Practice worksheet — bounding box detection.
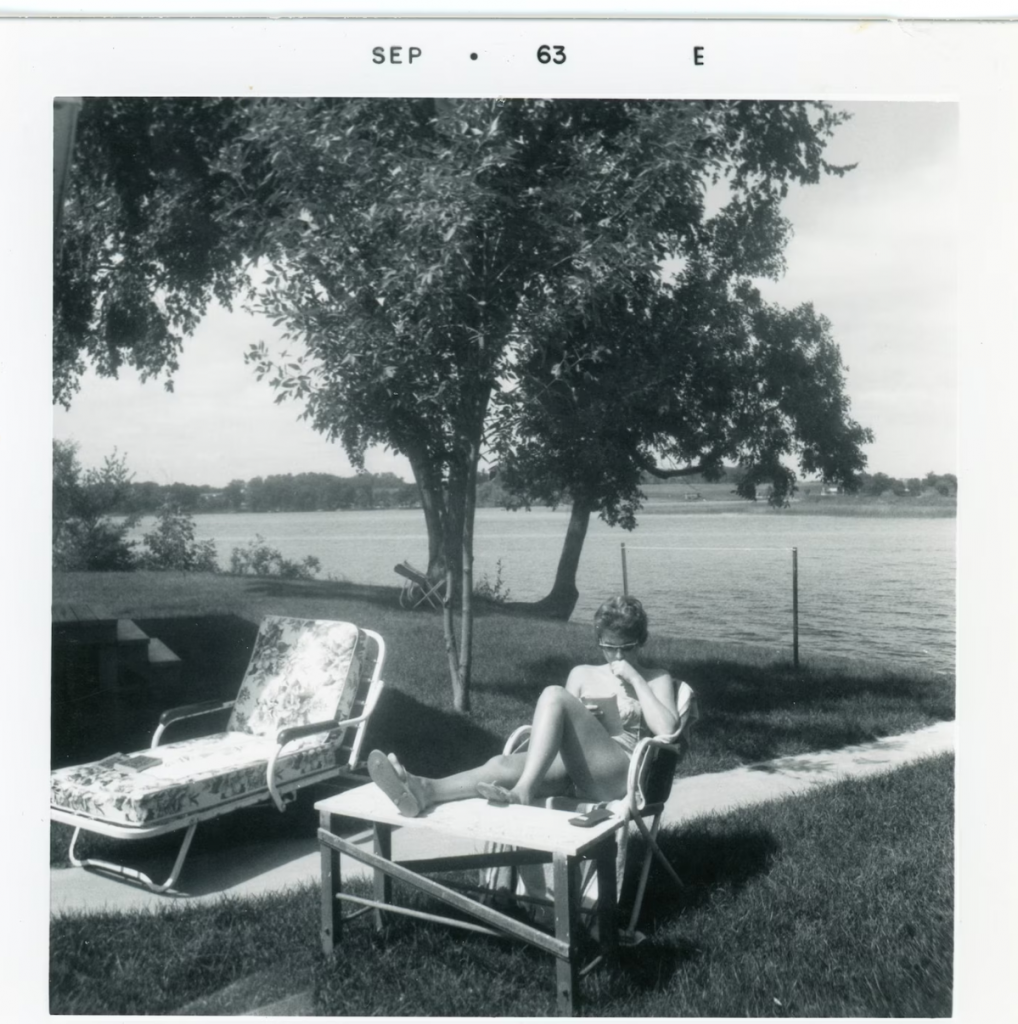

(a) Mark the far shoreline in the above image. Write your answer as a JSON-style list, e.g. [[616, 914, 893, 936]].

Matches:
[[153, 498, 957, 520]]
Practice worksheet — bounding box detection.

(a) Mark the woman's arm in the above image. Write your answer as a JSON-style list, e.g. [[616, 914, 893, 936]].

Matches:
[[609, 661, 679, 737]]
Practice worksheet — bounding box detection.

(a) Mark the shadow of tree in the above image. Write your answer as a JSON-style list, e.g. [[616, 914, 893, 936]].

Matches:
[[620, 823, 781, 941], [366, 686, 503, 777], [471, 653, 576, 703], [236, 576, 403, 610], [667, 654, 954, 767], [51, 613, 260, 769], [676, 655, 951, 715]]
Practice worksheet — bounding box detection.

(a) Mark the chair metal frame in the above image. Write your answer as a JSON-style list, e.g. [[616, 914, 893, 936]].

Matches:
[[51, 624, 386, 894], [394, 561, 447, 610]]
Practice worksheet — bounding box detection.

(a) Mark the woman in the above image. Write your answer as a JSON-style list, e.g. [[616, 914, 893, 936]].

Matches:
[[367, 594, 679, 817]]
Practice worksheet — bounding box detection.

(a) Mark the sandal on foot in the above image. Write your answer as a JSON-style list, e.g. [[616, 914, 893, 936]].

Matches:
[[367, 750, 421, 817], [476, 781, 516, 805]]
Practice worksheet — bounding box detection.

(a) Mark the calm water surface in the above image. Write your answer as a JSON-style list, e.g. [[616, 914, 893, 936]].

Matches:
[[136, 508, 955, 675]]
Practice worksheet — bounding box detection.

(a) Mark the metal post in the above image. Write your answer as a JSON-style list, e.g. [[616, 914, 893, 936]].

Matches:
[[792, 547, 799, 669], [621, 543, 629, 596]]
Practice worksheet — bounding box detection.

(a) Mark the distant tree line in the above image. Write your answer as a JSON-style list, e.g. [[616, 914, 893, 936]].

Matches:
[[854, 471, 957, 498], [638, 467, 957, 498], [110, 471, 430, 515]]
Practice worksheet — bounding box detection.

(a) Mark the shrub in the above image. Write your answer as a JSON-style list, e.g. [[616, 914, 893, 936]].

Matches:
[[52, 440, 139, 571], [229, 535, 321, 580], [474, 558, 511, 603], [138, 503, 220, 573]]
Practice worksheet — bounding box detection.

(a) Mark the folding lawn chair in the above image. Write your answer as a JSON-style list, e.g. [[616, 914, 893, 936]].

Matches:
[[50, 616, 386, 893], [486, 680, 699, 943], [394, 560, 447, 610]]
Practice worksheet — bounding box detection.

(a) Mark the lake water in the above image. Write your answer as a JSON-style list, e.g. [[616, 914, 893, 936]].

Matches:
[[131, 508, 955, 675]]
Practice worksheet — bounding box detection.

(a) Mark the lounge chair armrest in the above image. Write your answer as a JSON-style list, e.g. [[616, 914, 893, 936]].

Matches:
[[152, 700, 236, 748], [275, 718, 343, 747], [267, 707, 374, 812], [502, 724, 532, 756]]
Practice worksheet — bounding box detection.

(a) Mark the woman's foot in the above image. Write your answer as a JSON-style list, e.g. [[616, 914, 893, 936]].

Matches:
[[476, 781, 524, 806], [367, 750, 428, 816]]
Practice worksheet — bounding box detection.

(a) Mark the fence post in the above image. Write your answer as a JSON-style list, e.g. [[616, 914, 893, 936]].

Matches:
[[792, 546, 799, 669], [621, 543, 629, 596]]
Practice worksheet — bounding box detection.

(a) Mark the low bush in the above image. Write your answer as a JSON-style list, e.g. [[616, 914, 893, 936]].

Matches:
[[229, 535, 322, 580], [52, 441, 139, 571], [137, 503, 220, 573]]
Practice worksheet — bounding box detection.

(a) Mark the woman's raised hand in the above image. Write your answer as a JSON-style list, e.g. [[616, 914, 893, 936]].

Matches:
[[609, 659, 641, 687]]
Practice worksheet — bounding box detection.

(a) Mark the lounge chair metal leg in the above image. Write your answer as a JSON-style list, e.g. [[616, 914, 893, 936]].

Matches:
[[68, 822, 198, 894]]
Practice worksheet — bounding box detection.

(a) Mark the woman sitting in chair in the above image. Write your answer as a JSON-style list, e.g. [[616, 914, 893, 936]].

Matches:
[[368, 594, 679, 816]]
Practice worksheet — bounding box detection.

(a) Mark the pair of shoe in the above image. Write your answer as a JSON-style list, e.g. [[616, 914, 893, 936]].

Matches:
[[367, 750, 519, 817], [476, 781, 522, 805], [366, 750, 423, 817]]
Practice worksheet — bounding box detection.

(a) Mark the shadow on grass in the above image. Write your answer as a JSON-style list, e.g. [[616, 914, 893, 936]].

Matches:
[[620, 823, 781, 940], [669, 654, 954, 766], [234, 576, 404, 610], [366, 685, 504, 777], [471, 652, 576, 703], [677, 655, 954, 716], [231, 575, 521, 620]]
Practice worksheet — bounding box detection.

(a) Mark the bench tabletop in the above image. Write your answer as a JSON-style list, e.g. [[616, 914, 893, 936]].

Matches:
[[317, 782, 622, 857], [52, 603, 118, 626]]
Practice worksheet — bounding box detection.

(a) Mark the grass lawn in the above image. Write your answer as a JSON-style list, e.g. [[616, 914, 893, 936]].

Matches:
[[50, 753, 954, 1016], [49, 570, 955, 1014]]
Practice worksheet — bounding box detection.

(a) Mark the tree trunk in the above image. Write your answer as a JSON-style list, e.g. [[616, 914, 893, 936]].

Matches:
[[453, 440, 481, 713], [406, 447, 446, 583], [531, 498, 595, 620]]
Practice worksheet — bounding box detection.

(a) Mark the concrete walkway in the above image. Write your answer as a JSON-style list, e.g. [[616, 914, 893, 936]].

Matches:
[[50, 719, 954, 919]]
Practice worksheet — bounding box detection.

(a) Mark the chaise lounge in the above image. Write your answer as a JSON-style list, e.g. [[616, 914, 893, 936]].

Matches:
[[50, 615, 386, 893]]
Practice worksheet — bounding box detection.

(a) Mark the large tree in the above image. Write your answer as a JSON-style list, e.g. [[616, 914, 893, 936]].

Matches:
[[494, 279, 872, 617], [55, 96, 859, 710]]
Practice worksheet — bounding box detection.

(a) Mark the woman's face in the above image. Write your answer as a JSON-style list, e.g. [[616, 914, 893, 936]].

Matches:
[[596, 628, 643, 666]]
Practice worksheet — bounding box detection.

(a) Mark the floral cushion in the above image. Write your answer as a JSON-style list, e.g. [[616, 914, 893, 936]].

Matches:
[[226, 617, 363, 737], [50, 731, 342, 828]]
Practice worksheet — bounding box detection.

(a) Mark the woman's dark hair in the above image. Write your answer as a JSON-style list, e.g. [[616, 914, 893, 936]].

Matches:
[[594, 595, 649, 645]]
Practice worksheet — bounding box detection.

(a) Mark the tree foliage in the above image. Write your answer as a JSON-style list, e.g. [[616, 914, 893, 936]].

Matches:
[[56, 97, 866, 708], [53, 98, 249, 408]]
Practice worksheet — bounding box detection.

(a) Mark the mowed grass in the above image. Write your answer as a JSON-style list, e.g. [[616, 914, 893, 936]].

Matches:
[[50, 754, 954, 1016], [50, 569, 953, 871]]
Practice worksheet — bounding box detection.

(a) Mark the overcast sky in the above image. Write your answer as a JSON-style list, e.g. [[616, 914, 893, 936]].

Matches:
[[53, 100, 957, 488]]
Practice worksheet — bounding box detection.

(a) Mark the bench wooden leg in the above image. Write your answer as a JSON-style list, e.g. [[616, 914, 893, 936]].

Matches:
[[595, 834, 619, 967], [373, 824, 393, 931], [553, 852, 581, 1016], [320, 811, 342, 955]]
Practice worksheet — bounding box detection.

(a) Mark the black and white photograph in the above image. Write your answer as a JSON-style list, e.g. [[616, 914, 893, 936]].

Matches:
[[4, 11, 1015, 1021]]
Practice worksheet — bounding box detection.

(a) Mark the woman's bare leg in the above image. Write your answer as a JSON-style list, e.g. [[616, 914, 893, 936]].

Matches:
[[509, 686, 630, 805], [387, 685, 629, 810], [385, 750, 562, 811]]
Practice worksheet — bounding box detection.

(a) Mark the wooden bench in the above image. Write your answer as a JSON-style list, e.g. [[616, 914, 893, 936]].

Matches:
[[317, 784, 624, 1016], [116, 619, 182, 687], [52, 604, 181, 691]]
